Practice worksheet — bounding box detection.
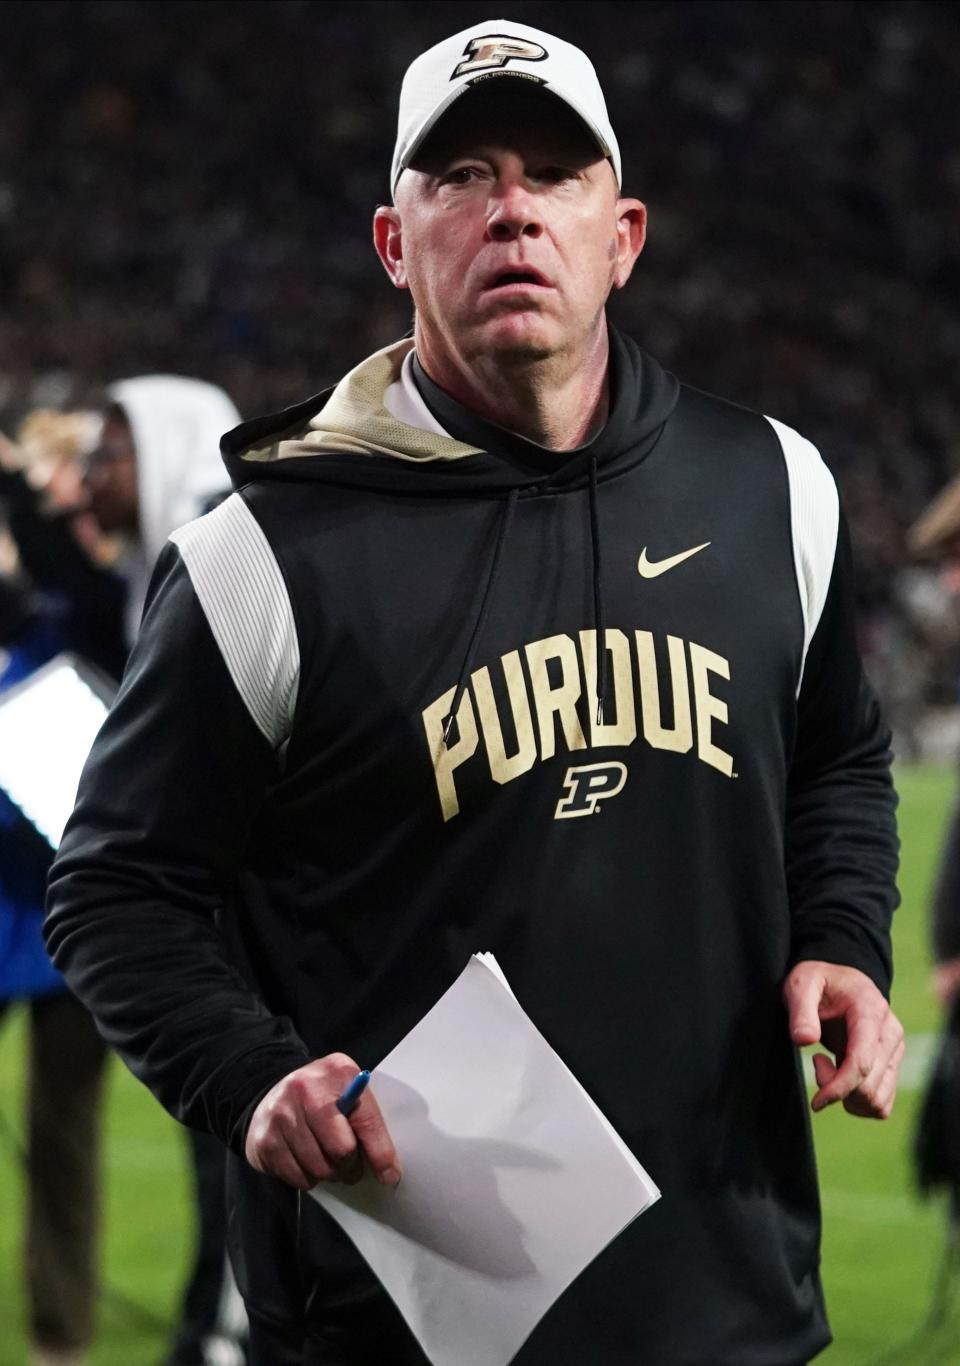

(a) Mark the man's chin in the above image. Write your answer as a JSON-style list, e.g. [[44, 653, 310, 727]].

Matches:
[[469, 314, 559, 364]]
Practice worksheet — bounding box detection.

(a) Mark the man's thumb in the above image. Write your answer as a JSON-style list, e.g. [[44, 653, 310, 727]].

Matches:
[[785, 969, 823, 1046]]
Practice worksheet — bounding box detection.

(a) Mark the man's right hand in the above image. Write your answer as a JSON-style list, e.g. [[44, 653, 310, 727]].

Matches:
[[244, 1053, 402, 1191]]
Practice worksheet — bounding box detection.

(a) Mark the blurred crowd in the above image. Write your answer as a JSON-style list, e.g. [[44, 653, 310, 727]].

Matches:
[[1, 0, 960, 725]]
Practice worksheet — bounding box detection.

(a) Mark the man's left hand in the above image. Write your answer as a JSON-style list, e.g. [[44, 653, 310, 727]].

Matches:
[[783, 961, 904, 1119]]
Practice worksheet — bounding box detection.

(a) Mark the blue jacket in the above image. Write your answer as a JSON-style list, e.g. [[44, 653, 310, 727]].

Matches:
[[0, 621, 65, 1000]]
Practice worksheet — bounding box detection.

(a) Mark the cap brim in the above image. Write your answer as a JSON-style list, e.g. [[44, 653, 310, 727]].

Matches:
[[392, 76, 619, 194]]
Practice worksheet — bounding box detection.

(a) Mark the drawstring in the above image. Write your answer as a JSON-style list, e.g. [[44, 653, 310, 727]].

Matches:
[[589, 456, 607, 725], [443, 487, 520, 747], [442, 466, 605, 745]]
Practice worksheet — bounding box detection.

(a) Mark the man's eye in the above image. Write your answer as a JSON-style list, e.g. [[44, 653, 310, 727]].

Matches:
[[440, 167, 477, 185], [536, 166, 575, 183]]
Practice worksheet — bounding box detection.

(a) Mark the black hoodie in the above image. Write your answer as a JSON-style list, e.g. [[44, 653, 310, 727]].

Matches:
[[46, 330, 897, 1365]]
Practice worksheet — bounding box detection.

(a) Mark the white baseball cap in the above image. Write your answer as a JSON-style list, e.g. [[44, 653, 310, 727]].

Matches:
[[391, 18, 621, 195]]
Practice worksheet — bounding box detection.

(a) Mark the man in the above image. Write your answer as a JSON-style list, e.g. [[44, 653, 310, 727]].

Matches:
[[46, 20, 902, 1366]]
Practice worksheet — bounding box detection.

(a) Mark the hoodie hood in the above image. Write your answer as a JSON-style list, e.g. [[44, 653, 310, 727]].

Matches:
[[221, 329, 679, 498], [107, 374, 239, 641], [108, 375, 239, 566]]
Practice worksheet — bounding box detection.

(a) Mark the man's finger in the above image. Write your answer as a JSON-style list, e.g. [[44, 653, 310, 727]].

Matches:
[[844, 1034, 905, 1120], [301, 1101, 363, 1183], [349, 1087, 402, 1186], [278, 1109, 343, 1185], [873, 1040, 906, 1116], [251, 1124, 332, 1189], [888, 1034, 906, 1075], [865, 1014, 905, 1094], [811, 1008, 883, 1111], [784, 966, 825, 1046], [864, 1042, 904, 1119], [265, 1151, 317, 1190], [845, 1048, 891, 1118], [812, 1052, 836, 1093]]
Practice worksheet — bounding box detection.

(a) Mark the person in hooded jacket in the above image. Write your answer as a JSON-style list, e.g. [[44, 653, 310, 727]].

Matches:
[[80, 377, 240, 645], [76, 376, 250, 1366], [47, 22, 903, 1366], [2, 381, 246, 1365]]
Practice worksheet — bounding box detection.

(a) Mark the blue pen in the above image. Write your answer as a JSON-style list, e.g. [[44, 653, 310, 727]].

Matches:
[[335, 1069, 371, 1116]]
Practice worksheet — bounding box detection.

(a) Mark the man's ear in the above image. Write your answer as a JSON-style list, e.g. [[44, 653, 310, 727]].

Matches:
[[612, 198, 647, 291], [373, 206, 408, 289]]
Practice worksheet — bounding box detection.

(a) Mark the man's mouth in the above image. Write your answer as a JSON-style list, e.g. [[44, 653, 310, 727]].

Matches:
[[483, 268, 552, 292]]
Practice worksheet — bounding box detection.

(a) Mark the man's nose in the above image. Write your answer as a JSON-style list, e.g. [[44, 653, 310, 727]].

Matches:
[[486, 185, 544, 241]]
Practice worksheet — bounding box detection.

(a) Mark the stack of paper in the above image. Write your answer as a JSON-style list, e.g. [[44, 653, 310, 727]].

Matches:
[[311, 953, 660, 1366]]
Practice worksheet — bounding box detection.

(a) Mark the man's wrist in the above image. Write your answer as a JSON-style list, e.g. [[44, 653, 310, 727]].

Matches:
[[221, 1046, 314, 1155], [787, 934, 891, 999]]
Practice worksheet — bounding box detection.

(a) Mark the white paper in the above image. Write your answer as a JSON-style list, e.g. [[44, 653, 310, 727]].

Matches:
[[311, 953, 660, 1366]]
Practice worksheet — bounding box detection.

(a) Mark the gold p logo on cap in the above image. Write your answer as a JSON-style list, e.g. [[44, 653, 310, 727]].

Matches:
[[452, 34, 548, 80]]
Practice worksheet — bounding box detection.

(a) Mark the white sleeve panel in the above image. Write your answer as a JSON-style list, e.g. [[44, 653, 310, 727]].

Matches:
[[170, 494, 299, 749], [765, 416, 840, 695]]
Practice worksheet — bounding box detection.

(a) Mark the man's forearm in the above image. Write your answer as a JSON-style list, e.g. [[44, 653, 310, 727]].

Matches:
[[46, 536, 309, 1149], [46, 858, 311, 1149], [785, 515, 899, 994]]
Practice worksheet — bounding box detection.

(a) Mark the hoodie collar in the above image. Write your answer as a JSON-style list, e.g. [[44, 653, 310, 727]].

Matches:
[[410, 351, 606, 479], [221, 326, 679, 498]]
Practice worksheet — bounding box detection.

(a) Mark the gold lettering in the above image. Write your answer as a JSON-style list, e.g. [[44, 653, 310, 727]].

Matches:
[[579, 629, 637, 748], [524, 634, 587, 761], [472, 652, 537, 785], [421, 687, 479, 821], [635, 631, 693, 753], [689, 642, 734, 776]]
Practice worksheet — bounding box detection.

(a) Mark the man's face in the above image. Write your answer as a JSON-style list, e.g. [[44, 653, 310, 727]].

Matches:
[[81, 408, 139, 533], [375, 89, 645, 371]]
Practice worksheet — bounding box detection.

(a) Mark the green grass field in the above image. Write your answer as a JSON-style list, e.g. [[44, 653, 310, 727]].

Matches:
[[0, 765, 957, 1365]]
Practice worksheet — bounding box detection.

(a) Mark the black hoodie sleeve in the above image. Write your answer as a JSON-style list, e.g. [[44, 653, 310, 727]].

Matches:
[[784, 512, 899, 995], [44, 542, 312, 1151]]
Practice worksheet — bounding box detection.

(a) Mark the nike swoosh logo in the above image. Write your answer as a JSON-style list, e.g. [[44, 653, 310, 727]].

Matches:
[[637, 541, 711, 578]]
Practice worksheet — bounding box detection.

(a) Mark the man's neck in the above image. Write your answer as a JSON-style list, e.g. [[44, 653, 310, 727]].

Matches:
[[413, 324, 610, 452]]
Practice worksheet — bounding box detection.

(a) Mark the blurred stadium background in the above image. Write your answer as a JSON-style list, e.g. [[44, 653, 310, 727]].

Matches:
[[1, 0, 960, 1361]]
